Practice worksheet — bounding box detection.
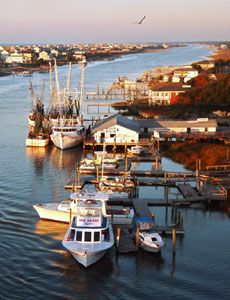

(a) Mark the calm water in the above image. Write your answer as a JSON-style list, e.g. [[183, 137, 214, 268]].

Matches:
[[0, 45, 230, 300]]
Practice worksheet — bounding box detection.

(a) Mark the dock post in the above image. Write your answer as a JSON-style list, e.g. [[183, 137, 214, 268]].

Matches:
[[174, 204, 178, 224], [164, 186, 169, 204], [69, 208, 72, 225], [171, 204, 174, 223], [116, 227, 121, 248], [172, 227, 176, 256], [136, 223, 140, 247], [96, 165, 99, 182], [155, 155, 158, 171], [77, 163, 80, 189], [125, 142, 128, 171]]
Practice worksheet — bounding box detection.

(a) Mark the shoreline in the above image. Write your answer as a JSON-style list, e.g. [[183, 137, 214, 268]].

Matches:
[[0, 47, 167, 78]]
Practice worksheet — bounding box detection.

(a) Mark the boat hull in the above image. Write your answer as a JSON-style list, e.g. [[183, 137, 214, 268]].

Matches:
[[139, 242, 161, 253], [26, 138, 49, 147], [33, 204, 71, 223], [51, 134, 83, 150], [71, 249, 107, 267], [34, 203, 133, 225]]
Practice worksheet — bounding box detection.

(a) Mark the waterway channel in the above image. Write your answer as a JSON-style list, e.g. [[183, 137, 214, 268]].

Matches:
[[0, 45, 229, 299]]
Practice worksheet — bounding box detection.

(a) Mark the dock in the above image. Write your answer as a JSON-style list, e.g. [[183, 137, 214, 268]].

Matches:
[[115, 228, 138, 253]]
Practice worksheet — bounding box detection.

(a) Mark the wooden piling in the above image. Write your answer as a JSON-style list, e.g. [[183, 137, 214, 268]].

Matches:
[[116, 227, 121, 247], [69, 208, 72, 225], [136, 223, 140, 247], [172, 227, 176, 255]]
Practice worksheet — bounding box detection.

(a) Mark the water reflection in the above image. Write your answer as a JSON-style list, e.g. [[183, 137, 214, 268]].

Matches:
[[34, 219, 68, 240], [49, 146, 83, 172], [26, 146, 50, 176], [136, 250, 165, 272]]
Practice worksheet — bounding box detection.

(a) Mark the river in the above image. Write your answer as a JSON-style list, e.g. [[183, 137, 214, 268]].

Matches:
[[0, 45, 229, 300]]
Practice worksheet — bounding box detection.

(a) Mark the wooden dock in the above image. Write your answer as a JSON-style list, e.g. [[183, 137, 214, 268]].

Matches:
[[132, 198, 184, 235], [115, 228, 138, 253]]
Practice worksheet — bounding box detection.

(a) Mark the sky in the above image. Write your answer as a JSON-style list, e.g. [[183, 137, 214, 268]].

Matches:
[[0, 0, 229, 44]]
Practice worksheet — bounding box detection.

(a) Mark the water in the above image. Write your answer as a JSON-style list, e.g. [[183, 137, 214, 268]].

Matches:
[[0, 45, 230, 299]]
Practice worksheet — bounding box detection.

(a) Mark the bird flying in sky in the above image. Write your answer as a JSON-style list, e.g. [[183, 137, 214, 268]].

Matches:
[[136, 16, 146, 24]]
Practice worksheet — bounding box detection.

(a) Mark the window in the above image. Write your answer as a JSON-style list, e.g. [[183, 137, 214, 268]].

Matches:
[[110, 134, 115, 138], [76, 231, 82, 242], [68, 229, 75, 241], [94, 232, 100, 242], [84, 231, 92, 242]]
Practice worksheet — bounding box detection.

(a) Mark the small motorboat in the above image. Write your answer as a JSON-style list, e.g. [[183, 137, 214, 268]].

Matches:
[[134, 217, 164, 253], [99, 175, 134, 189], [128, 145, 148, 155]]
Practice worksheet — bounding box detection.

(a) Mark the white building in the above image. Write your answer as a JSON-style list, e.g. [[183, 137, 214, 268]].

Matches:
[[173, 67, 199, 82], [137, 119, 217, 135], [92, 114, 140, 144], [5, 52, 23, 64], [0, 49, 9, 61], [38, 51, 50, 61]]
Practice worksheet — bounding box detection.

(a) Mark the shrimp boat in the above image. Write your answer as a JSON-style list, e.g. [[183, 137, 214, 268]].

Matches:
[[26, 81, 50, 147], [49, 60, 86, 150], [51, 124, 84, 150], [62, 195, 114, 267]]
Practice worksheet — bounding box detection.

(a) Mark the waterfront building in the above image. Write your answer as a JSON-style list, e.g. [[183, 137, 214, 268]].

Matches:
[[92, 114, 140, 144], [0, 49, 9, 61], [5, 51, 23, 64], [173, 66, 199, 82], [197, 60, 215, 70], [148, 86, 187, 105], [137, 118, 217, 135], [38, 51, 50, 61]]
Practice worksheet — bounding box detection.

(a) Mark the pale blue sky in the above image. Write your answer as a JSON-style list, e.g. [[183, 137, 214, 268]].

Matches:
[[0, 0, 229, 43]]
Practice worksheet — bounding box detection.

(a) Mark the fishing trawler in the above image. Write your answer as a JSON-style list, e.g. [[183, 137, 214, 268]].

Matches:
[[26, 81, 50, 147], [49, 60, 85, 150]]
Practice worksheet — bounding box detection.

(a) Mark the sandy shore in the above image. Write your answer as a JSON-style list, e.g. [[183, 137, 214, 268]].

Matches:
[[209, 47, 230, 61]]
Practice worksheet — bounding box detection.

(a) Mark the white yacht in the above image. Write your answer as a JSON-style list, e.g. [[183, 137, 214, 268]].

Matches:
[[50, 125, 84, 150], [62, 197, 114, 267], [33, 190, 134, 225], [33, 191, 107, 223]]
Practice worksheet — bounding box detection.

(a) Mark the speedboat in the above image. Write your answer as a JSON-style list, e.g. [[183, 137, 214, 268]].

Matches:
[[62, 198, 114, 267], [134, 217, 164, 253], [33, 190, 133, 224], [50, 125, 84, 150], [138, 231, 164, 253], [33, 192, 108, 223]]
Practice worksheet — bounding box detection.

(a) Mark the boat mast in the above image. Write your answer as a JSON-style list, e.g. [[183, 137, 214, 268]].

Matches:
[[54, 59, 61, 112], [79, 58, 86, 118], [29, 80, 36, 108], [49, 62, 54, 109]]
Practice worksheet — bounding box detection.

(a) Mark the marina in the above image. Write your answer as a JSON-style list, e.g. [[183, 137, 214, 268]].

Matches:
[[0, 45, 230, 299]]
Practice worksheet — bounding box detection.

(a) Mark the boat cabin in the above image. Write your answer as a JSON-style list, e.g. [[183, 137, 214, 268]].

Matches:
[[52, 126, 84, 135], [67, 216, 110, 243]]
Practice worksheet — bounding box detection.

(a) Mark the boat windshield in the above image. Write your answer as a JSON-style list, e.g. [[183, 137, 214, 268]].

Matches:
[[68, 229, 101, 243]]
